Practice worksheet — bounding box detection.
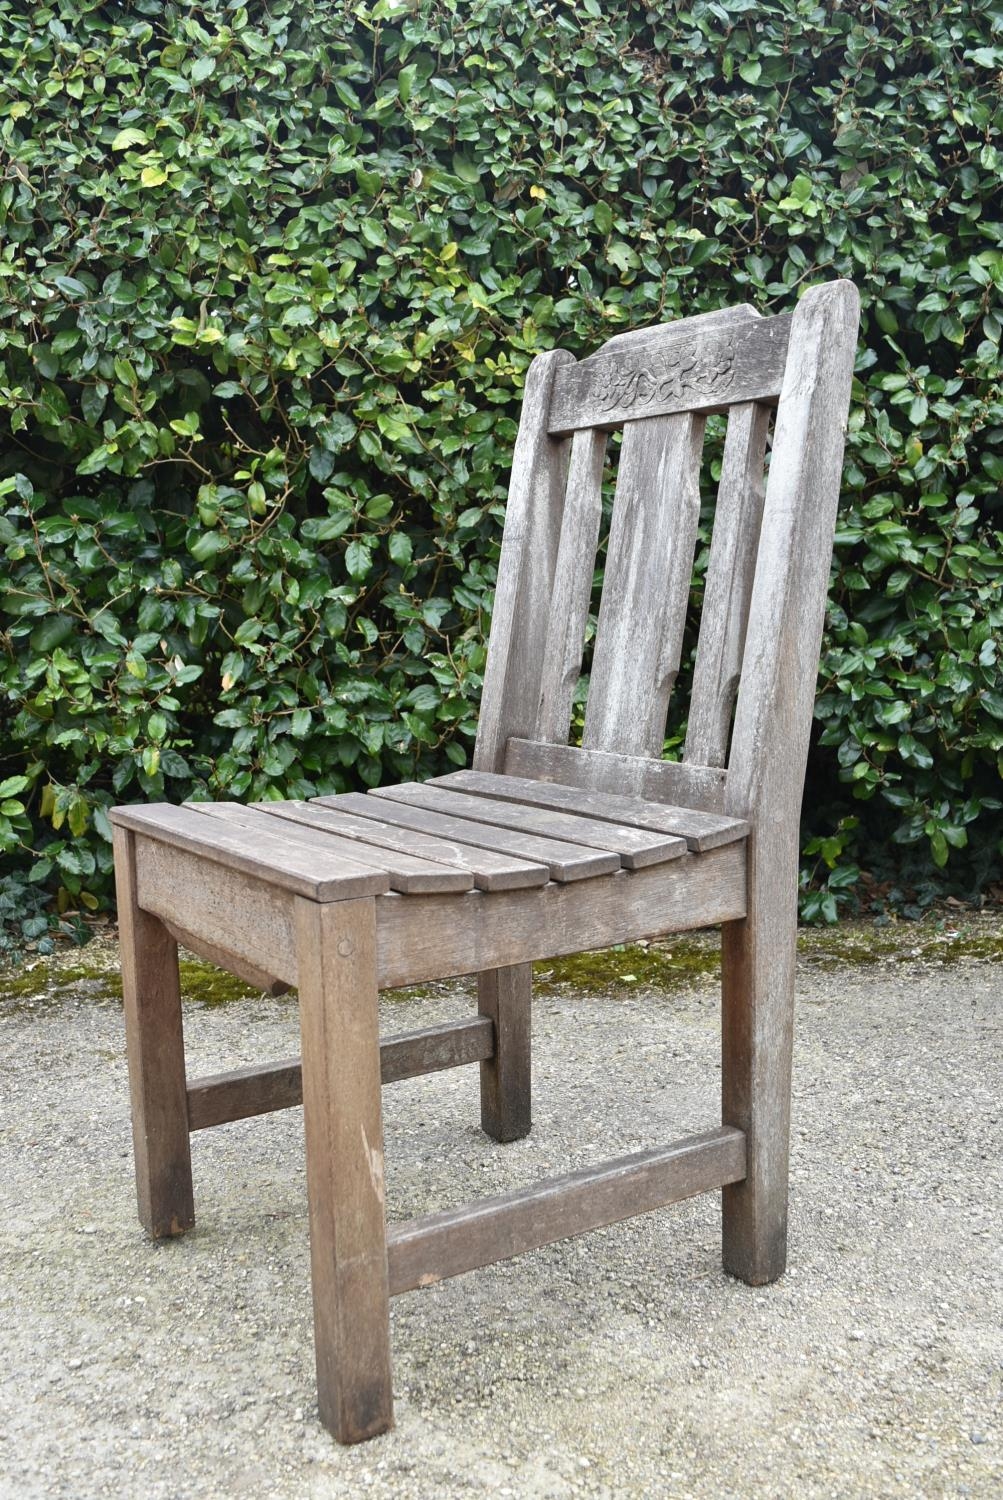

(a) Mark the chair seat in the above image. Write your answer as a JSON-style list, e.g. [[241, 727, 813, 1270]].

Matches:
[[110, 775, 749, 994], [115, 774, 748, 892]]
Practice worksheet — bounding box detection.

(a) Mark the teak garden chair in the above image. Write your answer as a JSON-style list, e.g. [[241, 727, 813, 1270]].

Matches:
[[111, 280, 859, 1444]]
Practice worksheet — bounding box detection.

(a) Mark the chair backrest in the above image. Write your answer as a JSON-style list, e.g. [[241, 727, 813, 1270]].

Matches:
[[473, 281, 860, 826]]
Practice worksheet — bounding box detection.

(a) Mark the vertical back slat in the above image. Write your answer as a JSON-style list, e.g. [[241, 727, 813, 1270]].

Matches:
[[684, 402, 771, 767], [582, 412, 705, 758], [534, 427, 608, 744], [473, 350, 574, 772], [726, 281, 861, 817]]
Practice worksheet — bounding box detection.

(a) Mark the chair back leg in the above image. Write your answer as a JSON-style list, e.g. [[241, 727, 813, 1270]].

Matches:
[[477, 963, 532, 1143], [720, 840, 798, 1285]]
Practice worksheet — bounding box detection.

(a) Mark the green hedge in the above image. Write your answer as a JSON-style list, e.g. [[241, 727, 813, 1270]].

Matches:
[[1, 0, 1002, 946]]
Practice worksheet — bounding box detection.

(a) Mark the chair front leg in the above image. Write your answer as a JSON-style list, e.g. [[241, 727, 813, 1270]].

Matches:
[[113, 827, 194, 1239], [720, 838, 798, 1287], [477, 962, 532, 1143], [295, 895, 394, 1444]]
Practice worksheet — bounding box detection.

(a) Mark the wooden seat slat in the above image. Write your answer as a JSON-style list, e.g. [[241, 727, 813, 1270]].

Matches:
[[432, 770, 748, 853], [187, 802, 473, 896], [346, 788, 622, 883], [110, 802, 389, 901], [313, 792, 550, 891], [379, 780, 687, 869]]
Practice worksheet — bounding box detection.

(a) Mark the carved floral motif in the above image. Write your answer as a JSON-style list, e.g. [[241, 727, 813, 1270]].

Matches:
[[595, 338, 736, 412]]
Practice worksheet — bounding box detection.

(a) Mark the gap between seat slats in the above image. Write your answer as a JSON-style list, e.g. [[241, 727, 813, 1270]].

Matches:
[[188, 800, 473, 895], [111, 801, 389, 901], [314, 791, 550, 892]]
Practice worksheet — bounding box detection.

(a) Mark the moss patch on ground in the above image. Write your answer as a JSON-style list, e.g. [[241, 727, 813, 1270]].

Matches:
[[797, 917, 1003, 971], [534, 937, 721, 996], [4, 913, 1003, 1014]]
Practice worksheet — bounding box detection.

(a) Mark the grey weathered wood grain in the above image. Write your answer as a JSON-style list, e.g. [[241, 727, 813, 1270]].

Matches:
[[112, 802, 388, 902], [721, 280, 860, 1286], [382, 1016, 495, 1085], [188, 1056, 305, 1131], [726, 282, 861, 822], [387, 1127, 746, 1294], [473, 349, 574, 772], [313, 792, 549, 891], [114, 826, 194, 1239], [187, 799, 472, 895], [582, 411, 705, 757], [134, 839, 299, 990], [600, 302, 759, 356], [535, 426, 608, 743], [432, 769, 743, 853], [373, 843, 747, 988], [133, 837, 746, 993], [296, 896, 394, 1443], [548, 312, 791, 433], [186, 1016, 496, 1131], [160, 919, 289, 997], [684, 401, 771, 767], [368, 780, 686, 868], [363, 786, 621, 882], [503, 739, 730, 818], [256, 800, 474, 889]]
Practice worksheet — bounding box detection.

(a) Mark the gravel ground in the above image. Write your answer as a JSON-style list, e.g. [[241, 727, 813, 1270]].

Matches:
[[1, 924, 1000, 1500]]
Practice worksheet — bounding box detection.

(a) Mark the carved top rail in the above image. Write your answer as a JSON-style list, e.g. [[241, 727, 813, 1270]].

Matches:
[[547, 311, 792, 435]]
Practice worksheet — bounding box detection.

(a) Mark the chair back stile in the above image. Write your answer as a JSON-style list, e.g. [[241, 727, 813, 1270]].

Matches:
[[471, 350, 574, 773], [475, 282, 860, 826], [724, 282, 859, 827]]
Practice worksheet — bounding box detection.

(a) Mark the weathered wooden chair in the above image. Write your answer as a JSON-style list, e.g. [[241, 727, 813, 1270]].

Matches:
[[111, 280, 859, 1444]]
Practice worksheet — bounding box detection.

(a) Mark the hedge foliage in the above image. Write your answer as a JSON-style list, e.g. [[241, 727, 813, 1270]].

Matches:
[[1, 0, 1002, 941]]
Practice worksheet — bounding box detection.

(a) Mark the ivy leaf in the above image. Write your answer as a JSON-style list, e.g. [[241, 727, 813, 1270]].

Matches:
[[2, 0, 1001, 932], [111, 127, 149, 150], [452, 153, 481, 184], [388, 532, 412, 566], [345, 540, 374, 580], [607, 242, 639, 274]]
